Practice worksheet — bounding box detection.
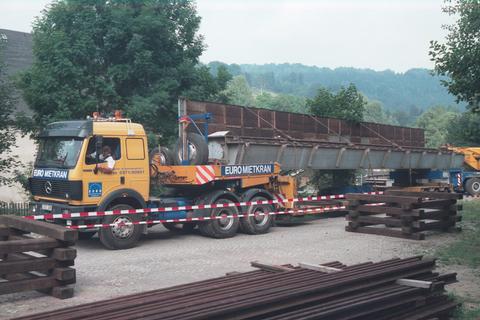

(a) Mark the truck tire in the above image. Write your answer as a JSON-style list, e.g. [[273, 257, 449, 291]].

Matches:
[[198, 198, 240, 238], [162, 222, 196, 233], [240, 195, 274, 235], [465, 178, 480, 196], [98, 204, 143, 250], [174, 132, 208, 165]]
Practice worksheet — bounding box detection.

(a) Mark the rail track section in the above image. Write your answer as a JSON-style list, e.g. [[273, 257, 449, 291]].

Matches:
[[13, 256, 459, 320]]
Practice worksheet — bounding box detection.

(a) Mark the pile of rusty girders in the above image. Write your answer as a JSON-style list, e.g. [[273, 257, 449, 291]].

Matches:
[[14, 256, 459, 320], [345, 191, 462, 240]]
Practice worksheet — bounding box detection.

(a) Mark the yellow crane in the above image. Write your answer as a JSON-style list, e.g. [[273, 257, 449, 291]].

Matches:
[[445, 145, 480, 196], [446, 146, 480, 171]]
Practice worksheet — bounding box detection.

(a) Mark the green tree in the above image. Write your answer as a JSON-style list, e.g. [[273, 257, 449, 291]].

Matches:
[[392, 110, 410, 126], [0, 41, 18, 185], [446, 111, 480, 146], [430, 0, 480, 111], [415, 105, 459, 148], [215, 65, 233, 91], [363, 100, 398, 125], [389, 105, 423, 126], [19, 0, 205, 140], [307, 84, 366, 122], [211, 65, 232, 103], [221, 75, 255, 106], [183, 64, 232, 102], [255, 91, 306, 113]]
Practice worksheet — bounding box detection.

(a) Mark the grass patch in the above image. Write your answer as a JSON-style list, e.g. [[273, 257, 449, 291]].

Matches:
[[454, 306, 480, 320], [437, 200, 480, 319], [451, 294, 480, 320], [436, 200, 480, 268]]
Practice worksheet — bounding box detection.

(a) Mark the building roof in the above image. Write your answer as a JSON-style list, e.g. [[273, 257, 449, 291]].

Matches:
[[0, 29, 33, 115], [0, 29, 33, 76]]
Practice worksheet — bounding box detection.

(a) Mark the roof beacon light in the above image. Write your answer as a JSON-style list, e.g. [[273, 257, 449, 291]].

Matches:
[[114, 110, 123, 120]]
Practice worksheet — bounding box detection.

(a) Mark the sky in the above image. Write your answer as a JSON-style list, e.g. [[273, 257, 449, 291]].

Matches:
[[0, 0, 454, 72]]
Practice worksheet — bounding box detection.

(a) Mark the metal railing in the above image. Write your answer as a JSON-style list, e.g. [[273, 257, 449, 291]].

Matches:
[[0, 202, 33, 216]]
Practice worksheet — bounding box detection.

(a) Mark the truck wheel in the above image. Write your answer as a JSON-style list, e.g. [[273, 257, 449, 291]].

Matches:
[[465, 178, 480, 196], [198, 198, 239, 238], [174, 132, 208, 165], [98, 204, 143, 250], [240, 196, 274, 235], [78, 231, 96, 240], [162, 222, 196, 233]]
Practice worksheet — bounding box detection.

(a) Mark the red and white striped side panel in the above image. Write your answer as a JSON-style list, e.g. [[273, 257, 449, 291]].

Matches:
[[273, 193, 286, 203], [195, 165, 215, 185]]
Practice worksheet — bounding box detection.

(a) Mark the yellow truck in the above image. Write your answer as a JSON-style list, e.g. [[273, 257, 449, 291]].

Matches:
[[29, 113, 296, 249]]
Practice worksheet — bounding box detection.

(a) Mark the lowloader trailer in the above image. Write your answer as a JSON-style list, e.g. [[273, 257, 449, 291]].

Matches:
[[407, 146, 480, 196], [28, 99, 464, 250]]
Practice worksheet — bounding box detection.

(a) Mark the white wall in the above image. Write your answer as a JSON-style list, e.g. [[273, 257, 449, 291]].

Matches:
[[0, 133, 36, 202]]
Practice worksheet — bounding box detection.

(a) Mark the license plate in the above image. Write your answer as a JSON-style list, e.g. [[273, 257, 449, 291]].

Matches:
[[41, 204, 53, 211]]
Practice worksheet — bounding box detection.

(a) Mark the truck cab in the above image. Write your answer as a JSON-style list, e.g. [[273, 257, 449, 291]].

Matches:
[[30, 117, 151, 248], [31, 118, 150, 210]]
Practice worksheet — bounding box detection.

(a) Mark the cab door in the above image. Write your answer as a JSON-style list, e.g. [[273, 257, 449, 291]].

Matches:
[[82, 136, 125, 205], [123, 137, 149, 201]]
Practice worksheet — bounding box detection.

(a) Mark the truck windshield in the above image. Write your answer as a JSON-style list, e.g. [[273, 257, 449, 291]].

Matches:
[[36, 137, 83, 168]]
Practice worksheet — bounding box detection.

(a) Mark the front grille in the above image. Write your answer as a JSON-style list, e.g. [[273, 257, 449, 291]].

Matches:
[[29, 178, 82, 201]]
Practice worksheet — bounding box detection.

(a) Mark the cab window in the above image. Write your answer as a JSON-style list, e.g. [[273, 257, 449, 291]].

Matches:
[[85, 137, 121, 165], [126, 138, 145, 160]]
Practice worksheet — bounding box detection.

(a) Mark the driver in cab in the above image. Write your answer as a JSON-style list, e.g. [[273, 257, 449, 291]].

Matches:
[[92, 146, 116, 174]]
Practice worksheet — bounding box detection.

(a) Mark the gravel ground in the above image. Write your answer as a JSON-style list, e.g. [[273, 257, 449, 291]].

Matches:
[[2, 215, 479, 319]]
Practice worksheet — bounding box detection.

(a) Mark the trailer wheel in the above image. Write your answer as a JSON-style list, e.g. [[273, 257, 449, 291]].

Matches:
[[240, 196, 274, 235], [198, 198, 239, 238], [465, 178, 480, 196], [174, 132, 209, 165], [162, 222, 196, 233], [98, 204, 143, 250]]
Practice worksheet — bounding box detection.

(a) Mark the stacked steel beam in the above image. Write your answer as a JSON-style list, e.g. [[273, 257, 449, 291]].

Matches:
[[346, 191, 462, 240], [14, 256, 458, 320], [0, 216, 77, 299]]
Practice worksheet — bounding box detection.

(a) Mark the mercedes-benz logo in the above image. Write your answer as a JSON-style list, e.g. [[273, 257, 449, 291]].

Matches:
[[44, 181, 53, 194]]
